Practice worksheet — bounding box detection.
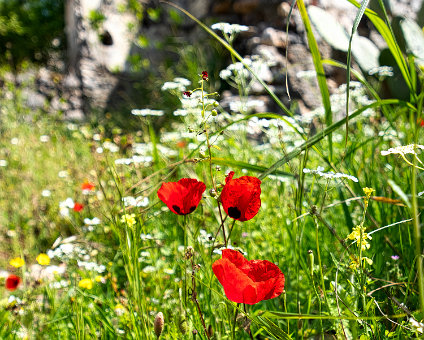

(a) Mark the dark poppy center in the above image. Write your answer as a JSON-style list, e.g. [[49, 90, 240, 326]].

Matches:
[[189, 206, 196, 213], [172, 205, 182, 214], [228, 207, 241, 219]]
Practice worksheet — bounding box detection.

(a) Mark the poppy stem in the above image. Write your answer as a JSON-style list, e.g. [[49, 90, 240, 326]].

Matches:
[[232, 303, 240, 340], [227, 219, 237, 244], [218, 203, 228, 247], [243, 304, 254, 340]]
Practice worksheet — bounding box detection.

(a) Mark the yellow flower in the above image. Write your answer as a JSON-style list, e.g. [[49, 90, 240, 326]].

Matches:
[[349, 255, 373, 269], [36, 253, 51, 266], [347, 225, 372, 251], [78, 278, 93, 290], [120, 213, 136, 228], [9, 257, 25, 268], [363, 187, 374, 198], [95, 275, 106, 283]]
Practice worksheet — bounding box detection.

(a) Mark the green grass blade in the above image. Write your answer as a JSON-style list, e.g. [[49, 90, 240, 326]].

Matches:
[[346, 0, 415, 99], [345, 0, 370, 147], [210, 157, 294, 178], [297, 0, 333, 160], [161, 0, 295, 118], [258, 99, 413, 180]]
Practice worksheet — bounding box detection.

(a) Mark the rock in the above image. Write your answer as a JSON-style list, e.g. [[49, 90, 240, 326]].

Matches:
[[22, 89, 46, 109], [252, 45, 286, 67], [233, 0, 260, 15], [65, 109, 85, 120], [261, 27, 289, 48]]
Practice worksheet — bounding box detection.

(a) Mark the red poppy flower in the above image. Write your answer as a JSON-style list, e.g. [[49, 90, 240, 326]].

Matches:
[[81, 182, 95, 191], [220, 171, 261, 221], [212, 249, 284, 305], [201, 71, 208, 80], [73, 202, 84, 212], [5, 274, 21, 291], [157, 178, 206, 215]]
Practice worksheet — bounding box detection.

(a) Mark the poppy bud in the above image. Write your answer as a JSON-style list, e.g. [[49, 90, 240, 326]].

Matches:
[[154, 312, 164, 338], [307, 250, 314, 277], [211, 109, 218, 116], [209, 188, 218, 198], [184, 246, 194, 260], [178, 316, 188, 334]]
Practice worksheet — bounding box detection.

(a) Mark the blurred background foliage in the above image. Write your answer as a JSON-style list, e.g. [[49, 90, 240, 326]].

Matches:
[[0, 0, 65, 71]]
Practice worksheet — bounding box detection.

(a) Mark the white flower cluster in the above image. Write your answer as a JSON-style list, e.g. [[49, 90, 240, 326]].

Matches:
[[84, 217, 101, 225], [115, 155, 153, 166], [211, 22, 249, 35], [103, 141, 120, 153], [161, 77, 191, 92], [77, 260, 106, 273], [122, 196, 149, 207], [219, 56, 272, 82], [59, 198, 76, 217], [213, 244, 247, 255], [368, 66, 393, 77], [197, 229, 214, 247], [409, 318, 424, 334], [131, 109, 164, 117], [381, 144, 424, 156], [303, 166, 359, 182]]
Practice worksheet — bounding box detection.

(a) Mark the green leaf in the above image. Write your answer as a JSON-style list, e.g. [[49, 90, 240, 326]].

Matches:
[[259, 99, 413, 180], [298, 0, 333, 160], [346, 0, 415, 97], [307, 6, 350, 51], [388, 179, 411, 209], [400, 18, 424, 67]]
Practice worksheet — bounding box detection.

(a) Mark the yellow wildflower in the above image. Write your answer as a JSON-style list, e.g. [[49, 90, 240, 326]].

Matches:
[[95, 275, 106, 283], [120, 213, 136, 228], [349, 255, 373, 270], [78, 278, 93, 290], [347, 225, 372, 251], [36, 253, 51, 266], [363, 187, 374, 198], [9, 257, 25, 268]]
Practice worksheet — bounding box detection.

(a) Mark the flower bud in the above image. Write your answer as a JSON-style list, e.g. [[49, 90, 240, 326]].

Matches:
[[211, 109, 218, 116], [154, 312, 164, 338], [307, 250, 314, 277], [179, 316, 188, 334]]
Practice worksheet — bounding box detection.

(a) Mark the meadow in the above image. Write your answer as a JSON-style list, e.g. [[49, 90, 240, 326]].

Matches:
[[1, 0, 424, 339]]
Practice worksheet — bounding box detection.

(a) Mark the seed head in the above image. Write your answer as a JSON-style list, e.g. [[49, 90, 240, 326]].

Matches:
[[154, 312, 164, 338]]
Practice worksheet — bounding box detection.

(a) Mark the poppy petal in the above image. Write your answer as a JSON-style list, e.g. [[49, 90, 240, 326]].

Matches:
[[221, 173, 261, 221], [157, 178, 206, 215], [213, 249, 284, 305], [5, 275, 21, 291]]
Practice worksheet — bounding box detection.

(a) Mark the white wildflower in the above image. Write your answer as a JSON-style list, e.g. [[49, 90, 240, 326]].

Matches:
[[211, 22, 249, 34], [131, 109, 164, 116], [381, 144, 424, 156], [303, 166, 359, 182], [84, 217, 101, 225], [40, 135, 50, 142], [368, 66, 393, 77], [41, 189, 51, 197], [0, 160, 7, 167]]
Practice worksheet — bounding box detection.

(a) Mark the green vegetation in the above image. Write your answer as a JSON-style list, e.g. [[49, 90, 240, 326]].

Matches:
[[1, 1, 424, 339]]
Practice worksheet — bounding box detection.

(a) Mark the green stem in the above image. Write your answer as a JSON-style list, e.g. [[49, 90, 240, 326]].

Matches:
[[232, 303, 239, 340], [227, 219, 237, 244], [313, 217, 332, 315], [412, 93, 424, 311]]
